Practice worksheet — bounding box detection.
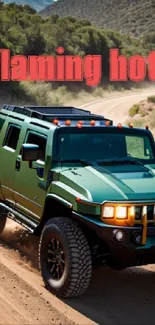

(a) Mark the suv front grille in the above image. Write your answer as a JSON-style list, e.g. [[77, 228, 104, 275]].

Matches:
[[135, 206, 142, 220], [134, 205, 155, 227]]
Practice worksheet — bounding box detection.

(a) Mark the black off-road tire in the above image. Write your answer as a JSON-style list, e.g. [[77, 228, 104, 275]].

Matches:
[[38, 217, 92, 298], [0, 214, 7, 235]]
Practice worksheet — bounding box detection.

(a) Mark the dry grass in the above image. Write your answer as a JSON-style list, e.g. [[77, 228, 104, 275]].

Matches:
[[2, 81, 126, 107], [0, 80, 152, 111]]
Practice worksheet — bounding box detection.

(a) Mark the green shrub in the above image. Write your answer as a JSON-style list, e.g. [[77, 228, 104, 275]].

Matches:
[[147, 95, 155, 103], [128, 104, 140, 117]]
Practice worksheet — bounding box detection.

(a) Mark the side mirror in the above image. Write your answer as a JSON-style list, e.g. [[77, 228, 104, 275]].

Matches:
[[21, 143, 39, 162]]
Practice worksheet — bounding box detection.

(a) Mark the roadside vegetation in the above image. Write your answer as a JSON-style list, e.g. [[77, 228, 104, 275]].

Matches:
[[127, 95, 155, 136], [0, 2, 154, 105]]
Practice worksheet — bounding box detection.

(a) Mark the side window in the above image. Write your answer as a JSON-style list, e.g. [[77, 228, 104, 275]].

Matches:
[[126, 135, 153, 159], [0, 117, 5, 131], [26, 132, 47, 161], [3, 124, 21, 150]]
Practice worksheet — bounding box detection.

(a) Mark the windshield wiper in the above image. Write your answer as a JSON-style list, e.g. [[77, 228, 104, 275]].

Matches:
[[56, 159, 93, 166], [97, 155, 149, 170]]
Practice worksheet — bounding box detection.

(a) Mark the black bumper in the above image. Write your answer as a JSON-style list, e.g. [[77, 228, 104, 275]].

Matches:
[[72, 212, 155, 267]]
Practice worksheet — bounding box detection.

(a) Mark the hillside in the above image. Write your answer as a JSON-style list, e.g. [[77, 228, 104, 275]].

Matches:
[[2, 0, 56, 11], [40, 0, 155, 36]]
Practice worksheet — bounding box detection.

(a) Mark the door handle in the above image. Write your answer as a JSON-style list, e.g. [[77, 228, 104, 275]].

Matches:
[[15, 159, 21, 171]]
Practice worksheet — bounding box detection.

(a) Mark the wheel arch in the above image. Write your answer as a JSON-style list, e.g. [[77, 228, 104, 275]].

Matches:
[[34, 194, 73, 235]]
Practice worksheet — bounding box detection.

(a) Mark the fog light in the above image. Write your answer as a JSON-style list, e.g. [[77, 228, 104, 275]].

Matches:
[[113, 229, 125, 242], [133, 232, 142, 245]]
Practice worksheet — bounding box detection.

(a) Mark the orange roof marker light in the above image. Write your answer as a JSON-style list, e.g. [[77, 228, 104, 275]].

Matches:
[[129, 123, 133, 128], [146, 124, 149, 130], [90, 120, 96, 126], [117, 123, 122, 129], [65, 120, 71, 126], [105, 120, 110, 126], [53, 119, 58, 125], [77, 122, 82, 128]]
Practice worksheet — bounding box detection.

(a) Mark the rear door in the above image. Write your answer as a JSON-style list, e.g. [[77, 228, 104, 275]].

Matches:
[[0, 121, 22, 204]]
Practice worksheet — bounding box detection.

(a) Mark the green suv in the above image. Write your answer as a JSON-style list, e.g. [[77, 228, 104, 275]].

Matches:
[[0, 104, 155, 298]]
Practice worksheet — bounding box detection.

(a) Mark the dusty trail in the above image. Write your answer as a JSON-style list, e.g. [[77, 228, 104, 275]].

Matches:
[[1, 220, 155, 325], [80, 87, 155, 124], [1, 88, 155, 325]]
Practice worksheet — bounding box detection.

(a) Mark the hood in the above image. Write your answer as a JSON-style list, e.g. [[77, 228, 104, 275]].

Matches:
[[57, 163, 155, 203]]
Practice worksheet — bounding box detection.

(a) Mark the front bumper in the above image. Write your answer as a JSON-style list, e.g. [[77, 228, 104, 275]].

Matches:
[[106, 227, 155, 267], [72, 212, 155, 267]]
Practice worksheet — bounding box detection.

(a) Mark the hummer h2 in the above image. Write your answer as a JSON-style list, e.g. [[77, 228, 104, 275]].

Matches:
[[0, 104, 155, 298]]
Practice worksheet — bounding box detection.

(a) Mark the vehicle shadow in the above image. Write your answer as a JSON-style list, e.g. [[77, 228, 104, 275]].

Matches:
[[65, 265, 155, 325], [1, 220, 155, 325]]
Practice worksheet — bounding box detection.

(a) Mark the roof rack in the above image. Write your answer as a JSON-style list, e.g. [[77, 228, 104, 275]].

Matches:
[[2, 104, 113, 126], [2, 105, 91, 116]]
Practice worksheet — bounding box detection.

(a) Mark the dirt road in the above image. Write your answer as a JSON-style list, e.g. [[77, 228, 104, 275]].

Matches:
[[80, 87, 155, 124], [1, 88, 155, 325]]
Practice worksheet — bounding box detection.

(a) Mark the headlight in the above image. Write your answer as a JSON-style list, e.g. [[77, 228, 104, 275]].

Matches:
[[115, 206, 127, 219], [102, 205, 134, 220], [103, 206, 114, 218]]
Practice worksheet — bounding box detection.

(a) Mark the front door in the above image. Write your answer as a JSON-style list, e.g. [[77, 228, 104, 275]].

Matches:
[[14, 129, 48, 219]]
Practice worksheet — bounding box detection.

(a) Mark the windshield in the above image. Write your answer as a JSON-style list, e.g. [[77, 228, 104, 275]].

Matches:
[[55, 128, 155, 164]]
